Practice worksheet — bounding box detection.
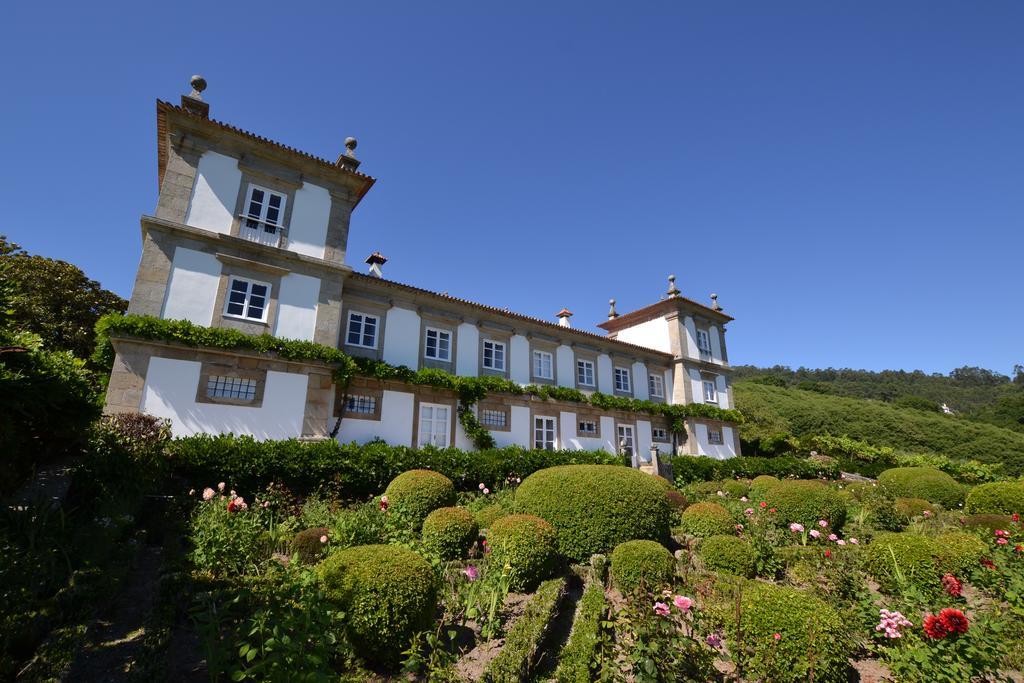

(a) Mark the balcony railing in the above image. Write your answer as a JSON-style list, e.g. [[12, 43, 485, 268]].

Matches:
[[239, 216, 286, 249]]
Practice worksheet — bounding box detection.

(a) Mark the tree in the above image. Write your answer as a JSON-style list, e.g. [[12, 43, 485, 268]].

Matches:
[[0, 236, 127, 360]]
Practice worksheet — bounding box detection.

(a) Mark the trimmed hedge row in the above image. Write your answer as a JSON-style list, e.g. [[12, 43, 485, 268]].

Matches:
[[484, 577, 566, 683], [877, 467, 965, 509], [554, 581, 605, 683], [167, 435, 624, 496], [672, 455, 838, 485]]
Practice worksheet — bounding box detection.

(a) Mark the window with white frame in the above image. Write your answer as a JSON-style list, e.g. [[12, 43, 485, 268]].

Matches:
[[576, 359, 595, 387], [703, 380, 718, 403], [206, 376, 258, 401], [617, 424, 635, 456], [418, 403, 450, 447], [345, 395, 377, 414], [534, 416, 557, 450], [652, 427, 669, 442], [424, 328, 452, 361], [614, 367, 632, 393], [578, 420, 598, 436], [649, 373, 664, 398], [533, 350, 553, 379], [243, 184, 286, 234], [346, 312, 379, 348], [708, 428, 724, 445], [224, 277, 270, 322], [480, 409, 506, 428], [696, 329, 711, 352], [482, 340, 506, 371]]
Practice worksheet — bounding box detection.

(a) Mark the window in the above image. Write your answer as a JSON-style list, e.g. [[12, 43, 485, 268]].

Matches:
[[617, 424, 635, 456], [652, 427, 669, 442], [206, 376, 257, 401], [696, 329, 711, 352], [614, 367, 632, 393], [482, 340, 506, 371], [346, 312, 379, 348], [243, 184, 286, 234], [703, 380, 718, 403], [224, 277, 270, 322], [708, 429, 724, 445], [649, 373, 664, 398], [345, 395, 377, 414], [578, 420, 598, 436], [576, 360, 595, 387], [424, 328, 452, 361], [533, 350, 553, 379], [534, 416, 557, 450], [480, 409, 506, 428], [418, 403, 450, 447]]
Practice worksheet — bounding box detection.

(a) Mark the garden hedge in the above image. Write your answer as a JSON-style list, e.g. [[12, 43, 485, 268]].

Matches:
[[877, 467, 965, 508], [678, 502, 735, 538], [483, 578, 566, 682], [554, 581, 605, 683], [609, 540, 675, 593], [934, 531, 987, 577], [699, 535, 757, 577], [487, 515, 559, 591], [516, 465, 670, 562], [749, 474, 780, 499], [893, 497, 934, 519], [960, 513, 1015, 533], [762, 480, 847, 529], [421, 507, 478, 560], [672, 455, 838, 485], [728, 582, 851, 683], [964, 482, 1024, 515], [317, 544, 437, 664], [290, 527, 330, 565], [383, 470, 455, 526], [863, 532, 939, 593]]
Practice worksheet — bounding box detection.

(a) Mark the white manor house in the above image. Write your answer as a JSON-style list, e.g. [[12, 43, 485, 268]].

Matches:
[[104, 78, 741, 461]]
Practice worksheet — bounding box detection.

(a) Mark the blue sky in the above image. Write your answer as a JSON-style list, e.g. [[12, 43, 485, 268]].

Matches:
[[2, 1, 1022, 375]]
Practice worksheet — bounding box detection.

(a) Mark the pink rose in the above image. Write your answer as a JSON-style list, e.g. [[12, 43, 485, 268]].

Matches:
[[673, 595, 693, 612], [654, 602, 671, 617], [828, 534, 838, 542], [319, 535, 328, 543], [202, 487, 215, 501], [464, 565, 479, 581], [483, 488, 490, 495], [217, 482, 226, 492], [818, 519, 828, 528], [479, 483, 486, 490], [809, 529, 821, 539], [773, 633, 781, 641], [850, 538, 859, 544]]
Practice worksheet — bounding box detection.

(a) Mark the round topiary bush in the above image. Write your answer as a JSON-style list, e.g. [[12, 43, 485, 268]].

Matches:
[[749, 475, 780, 500], [894, 497, 935, 519], [934, 531, 987, 577], [290, 527, 330, 565], [763, 480, 847, 529], [383, 469, 456, 526], [721, 479, 749, 498], [863, 532, 939, 593], [474, 503, 509, 529], [965, 482, 1024, 515], [700, 535, 757, 577], [678, 502, 735, 538], [961, 513, 1015, 533], [726, 583, 851, 682], [421, 507, 478, 561], [877, 467, 965, 509], [487, 514, 559, 591], [516, 465, 670, 562], [317, 544, 437, 664], [665, 490, 689, 512], [610, 540, 675, 593]]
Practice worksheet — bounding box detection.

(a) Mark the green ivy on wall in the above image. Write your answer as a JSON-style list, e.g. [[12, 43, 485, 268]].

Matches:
[[95, 313, 743, 450]]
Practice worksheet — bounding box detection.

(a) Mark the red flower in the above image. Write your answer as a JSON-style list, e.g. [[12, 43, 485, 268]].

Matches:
[[769, 508, 777, 514], [1015, 544, 1023, 553], [923, 614, 949, 639], [759, 501, 767, 509], [939, 608, 969, 635], [824, 550, 832, 558], [981, 558, 996, 570], [941, 574, 962, 598], [1013, 513, 1020, 523], [227, 499, 240, 513]]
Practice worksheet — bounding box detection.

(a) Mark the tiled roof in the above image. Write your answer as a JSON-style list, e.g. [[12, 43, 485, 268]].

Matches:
[[598, 296, 734, 333], [349, 272, 672, 359]]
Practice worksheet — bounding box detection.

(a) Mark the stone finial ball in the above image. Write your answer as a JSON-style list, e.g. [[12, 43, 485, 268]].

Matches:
[[345, 136, 358, 150], [609, 298, 616, 305], [711, 293, 718, 298], [668, 274, 676, 282], [190, 75, 207, 93]]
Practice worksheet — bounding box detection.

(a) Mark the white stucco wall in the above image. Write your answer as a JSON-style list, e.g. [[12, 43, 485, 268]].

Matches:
[[615, 317, 671, 353], [382, 307, 420, 369], [455, 412, 474, 450], [456, 323, 479, 376], [600, 416, 617, 452], [694, 423, 736, 459], [664, 369, 674, 405], [490, 405, 531, 448], [273, 273, 320, 341], [510, 334, 530, 384], [287, 182, 331, 259], [336, 390, 414, 446], [632, 362, 649, 400], [635, 419, 653, 461], [710, 325, 724, 364], [716, 374, 730, 409], [141, 356, 307, 439], [185, 151, 241, 234], [689, 367, 704, 404], [682, 316, 698, 360], [556, 345, 575, 388], [597, 354, 613, 393], [161, 247, 221, 325]]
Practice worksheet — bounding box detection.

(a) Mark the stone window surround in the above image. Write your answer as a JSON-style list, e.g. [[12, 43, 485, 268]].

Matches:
[[613, 364, 633, 397], [419, 313, 458, 369], [574, 352, 598, 390], [223, 274, 273, 323], [615, 421, 637, 454], [531, 410, 558, 450], [477, 400, 511, 432], [647, 366, 667, 403], [195, 359, 267, 408], [229, 163, 300, 245], [479, 332, 511, 378], [413, 395, 457, 448], [700, 370, 719, 404], [575, 407, 602, 438], [530, 338, 558, 384], [333, 380, 384, 421], [339, 295, 389, 361], [651, 420, 672, 442], [345, 309, 382, 350], [211, 258, 283, 335]]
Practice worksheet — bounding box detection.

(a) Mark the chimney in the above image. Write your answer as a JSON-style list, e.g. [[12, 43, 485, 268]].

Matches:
[[365, 251, 387, 278], [556, 308, 573, 328], [181, 75, 209, 118], [336, 137, 362, 171]]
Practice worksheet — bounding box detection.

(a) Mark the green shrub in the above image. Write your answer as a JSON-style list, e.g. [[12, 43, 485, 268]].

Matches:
[[763, 480, 847, 529], [934, 531, 987, 577], [868, 499, 908, 532], [894, 497, 934, 518], [727, 582, 851, 682], [487, 515, 559, 591], [516, 465, 670, 562], [863, 532, 939, 593], [610, 540, 675, 593], [421, 507, 478, 561], [678, 502, 735, 538], [877, 467, 965, 508], [383, 470, 456, 526], [964, 482, 1024, 515], [554, 581, 605, 683], [960, 513, 1014, 532], [749, 474, 780, 499], [189, 494, 270, 576], [317, 544, 437, 664], [721, 480, 749, 498], [665, 490, 688, 512], [475, 504, 510, 529], [483, 578, 565, 682], [700, 535, 757, 577], [290, 527, 330, 564], [671, 455, 838, 484]]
